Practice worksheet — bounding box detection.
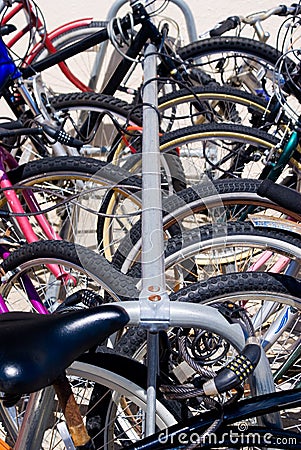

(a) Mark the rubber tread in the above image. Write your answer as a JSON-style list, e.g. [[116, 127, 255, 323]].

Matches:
[[172, 271, 301, 304], [165, 221, 301, 257], [158, 84, 268, 110], [111, 178, 292, 270], [127, 221, 301, 279], [178, 36, 288, 67], [50, 92, 142, 123], [7, 156, 142, 191], [1, 240, 139, 301], [159, 122, 279, 149]]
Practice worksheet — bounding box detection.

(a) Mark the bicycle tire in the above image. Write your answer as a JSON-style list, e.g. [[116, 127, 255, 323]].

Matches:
[[175, 271, 301, 397], [110, 174, 301, 273], [49, 91, 185, 193], [27, 20, 108, 93], [158, 122, 280, 182], [113, 121, 282, 188], [0, 238, 139, 313], [132, 220, 301, 286], [178, 35, 294, 95], [3, 156, 141, 251], [100, 121, 285, 256], [158, 83, 272, 132]]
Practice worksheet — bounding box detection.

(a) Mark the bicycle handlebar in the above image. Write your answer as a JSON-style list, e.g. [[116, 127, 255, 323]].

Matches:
[[209, 16, 240, 37], [208, 4, 301, 37], [257, 178, 301, 216], [0, 122, 84, 148]]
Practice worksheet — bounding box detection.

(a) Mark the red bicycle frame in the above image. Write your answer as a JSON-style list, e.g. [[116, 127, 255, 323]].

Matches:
[[1, 0, 93, 91]]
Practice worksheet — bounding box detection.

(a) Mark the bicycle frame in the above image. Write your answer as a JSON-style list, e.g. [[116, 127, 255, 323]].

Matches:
[[0, 300, 276, 450], [0, 0, 197, 92], [0, 0, 98, 91], [20, 1, 186, 97]]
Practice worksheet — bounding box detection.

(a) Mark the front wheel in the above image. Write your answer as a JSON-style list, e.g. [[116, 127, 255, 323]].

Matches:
[[26, 20, 108, 93], [2, 351, 179, 449]]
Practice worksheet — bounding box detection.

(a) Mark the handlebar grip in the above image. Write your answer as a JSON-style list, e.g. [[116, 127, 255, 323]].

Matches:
[[291, 3, 301, 15], [257, 179, 301, 215], [275, 5, 290, 15], [210, 16, 240, 37], [0, 24, 16, 36]]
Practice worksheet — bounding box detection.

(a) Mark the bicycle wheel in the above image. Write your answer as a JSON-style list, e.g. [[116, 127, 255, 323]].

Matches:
[[3, 156, 141, 252], [116, 268, 301, 435], [12, 90, 143, 164], [26, 20, 108, 94], [129, 221, 301, 287], [178, 36, 294, 96], [158, 122, 282, 183], [158, 83, 273, 132], [105, 121, 285, 256], [110, 177, 301, 272], [1, 351, 179, 449], [111, 121, 284, 190], [116, 220, 301, 367]]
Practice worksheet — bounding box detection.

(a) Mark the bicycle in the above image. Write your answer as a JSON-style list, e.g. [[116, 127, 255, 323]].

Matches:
[[0, 0, 198, 94], [0, 33, 298, 448], [0, 289, 276, 449]]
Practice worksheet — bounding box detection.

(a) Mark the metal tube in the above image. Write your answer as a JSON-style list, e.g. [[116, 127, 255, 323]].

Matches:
[[14, 387, 55, 450], [88, 0, 198, 89], [140, 42, 169, 436]]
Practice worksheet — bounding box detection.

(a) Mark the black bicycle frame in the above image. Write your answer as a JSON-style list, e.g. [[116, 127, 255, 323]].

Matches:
[[124, 388, 301, 449], [21, 1, 172, 97]]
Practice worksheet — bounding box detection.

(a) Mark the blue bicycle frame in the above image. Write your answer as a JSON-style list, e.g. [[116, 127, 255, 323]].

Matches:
[[0, 37, 20, 88]]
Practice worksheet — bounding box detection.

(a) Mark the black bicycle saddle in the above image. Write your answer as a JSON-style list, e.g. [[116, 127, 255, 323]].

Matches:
[[0, 304, 129, 395]]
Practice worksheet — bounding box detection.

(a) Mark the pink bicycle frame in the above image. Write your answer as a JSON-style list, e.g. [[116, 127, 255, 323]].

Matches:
[[0, 146, 76, 313]]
